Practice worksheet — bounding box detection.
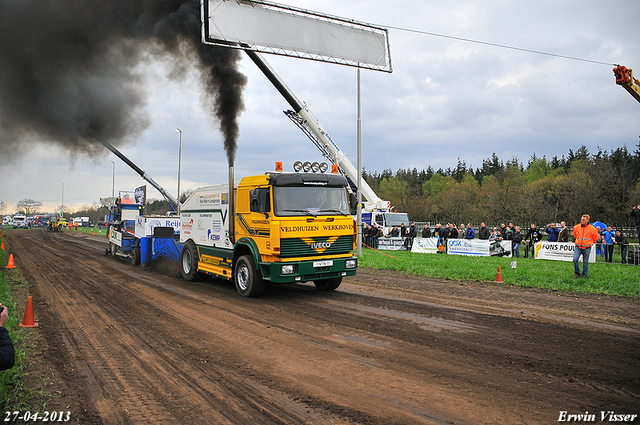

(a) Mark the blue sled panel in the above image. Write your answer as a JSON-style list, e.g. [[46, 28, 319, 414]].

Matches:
[[152, 238, 182, 262]]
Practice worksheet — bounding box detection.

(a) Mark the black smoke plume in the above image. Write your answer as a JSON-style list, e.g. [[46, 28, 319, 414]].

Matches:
[[0, 0, 246, 165]]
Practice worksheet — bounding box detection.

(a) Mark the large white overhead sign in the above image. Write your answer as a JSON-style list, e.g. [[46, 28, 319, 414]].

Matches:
[[201, 0, 392, 72]]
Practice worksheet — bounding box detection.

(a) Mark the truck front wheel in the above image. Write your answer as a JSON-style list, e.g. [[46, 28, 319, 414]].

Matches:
[[181, 241, 204, 281], [234, 255, 264, 297], [314, 277, 342, 291]]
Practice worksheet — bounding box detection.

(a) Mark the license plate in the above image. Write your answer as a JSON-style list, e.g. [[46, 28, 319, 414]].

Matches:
[[313, 260, 333, 268]]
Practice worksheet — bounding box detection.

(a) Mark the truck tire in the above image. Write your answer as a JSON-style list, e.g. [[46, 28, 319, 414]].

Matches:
[[314, 277, 342, 291], [234, 255, 264, 297], [132, 247, 141, 266], [110, 242, 118, 256], [181, 241, 204, 281]]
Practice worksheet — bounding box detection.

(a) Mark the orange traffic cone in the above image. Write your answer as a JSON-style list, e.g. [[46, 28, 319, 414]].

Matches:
[[6, 254, 16, 269], [494, 266, 503, 283], [1, 240, 4, 251], [92, 230, 96, 236], [19, 296, 38, 328]]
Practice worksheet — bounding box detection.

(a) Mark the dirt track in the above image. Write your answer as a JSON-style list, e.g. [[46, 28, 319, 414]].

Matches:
[[4, 229, 639, 424]]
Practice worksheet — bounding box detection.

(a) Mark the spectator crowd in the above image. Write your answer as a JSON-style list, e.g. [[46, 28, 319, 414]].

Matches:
[[361, 206, 639, 265]]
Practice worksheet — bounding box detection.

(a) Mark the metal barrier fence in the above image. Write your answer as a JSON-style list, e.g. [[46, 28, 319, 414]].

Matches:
[[593, 243, 640, 266], [412, 222, 639, 264]]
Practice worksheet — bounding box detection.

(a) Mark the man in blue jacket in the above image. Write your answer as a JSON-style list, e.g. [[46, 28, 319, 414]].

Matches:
[[545, 222, 560, 242], [0, 303, 15, 371], [465, 224, 475, 239], [602, 226, 616, 263]]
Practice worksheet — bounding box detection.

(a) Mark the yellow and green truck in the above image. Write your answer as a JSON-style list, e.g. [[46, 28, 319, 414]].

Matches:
[[179, 165, 358, 297]]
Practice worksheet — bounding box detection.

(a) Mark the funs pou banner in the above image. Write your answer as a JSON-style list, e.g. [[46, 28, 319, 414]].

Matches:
[[534, 242, 596, 263]]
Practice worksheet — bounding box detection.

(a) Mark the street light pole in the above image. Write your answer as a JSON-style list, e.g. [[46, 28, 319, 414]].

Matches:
[[356, 68, 362, 256], [110, 160, 115, 201], [174, 128, 182, 214]]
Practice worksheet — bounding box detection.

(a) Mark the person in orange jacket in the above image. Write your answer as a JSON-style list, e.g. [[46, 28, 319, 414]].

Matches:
[[572, 214, 599, 278]]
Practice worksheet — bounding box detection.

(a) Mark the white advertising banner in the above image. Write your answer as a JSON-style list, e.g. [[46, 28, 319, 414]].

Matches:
[[447, 239, 513, 257], [411, 237, 440, 254], [534, 242, 597, 262], [135, 216, 181, 239], [377, 237, 407, 251]]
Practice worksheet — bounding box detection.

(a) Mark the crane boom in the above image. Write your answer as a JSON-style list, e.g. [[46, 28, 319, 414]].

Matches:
[[613, 65, 640, 103], [245, 50, 390, 211], [98, 138, 181, 212]]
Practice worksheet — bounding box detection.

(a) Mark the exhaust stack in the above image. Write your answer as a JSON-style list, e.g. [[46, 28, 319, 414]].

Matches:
[[229, 165, 235, 244]]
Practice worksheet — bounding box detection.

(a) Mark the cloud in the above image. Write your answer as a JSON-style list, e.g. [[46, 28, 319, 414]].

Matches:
[[1, 0, 638, 213]]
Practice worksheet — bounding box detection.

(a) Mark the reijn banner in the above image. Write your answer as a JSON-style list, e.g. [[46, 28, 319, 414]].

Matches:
[[534, 242, 596, 262]]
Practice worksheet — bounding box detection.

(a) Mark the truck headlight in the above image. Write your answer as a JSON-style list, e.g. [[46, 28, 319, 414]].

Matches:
[[281, 265, 296, 275], [345, 259, 357, 269]]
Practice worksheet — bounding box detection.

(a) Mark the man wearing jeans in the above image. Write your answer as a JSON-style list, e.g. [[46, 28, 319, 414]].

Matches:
[[573, 214, 599, 278]]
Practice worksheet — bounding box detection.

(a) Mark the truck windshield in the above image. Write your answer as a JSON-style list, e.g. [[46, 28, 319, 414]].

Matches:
[[383, 213, 410, 227], [273, 186, 350, 217]]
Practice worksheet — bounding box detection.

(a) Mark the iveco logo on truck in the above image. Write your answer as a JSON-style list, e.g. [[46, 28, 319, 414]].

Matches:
[[311, 241, 332, 249]]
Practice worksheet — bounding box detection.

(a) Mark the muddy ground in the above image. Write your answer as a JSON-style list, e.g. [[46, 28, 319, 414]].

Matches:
[[3, 229, 639, 424]]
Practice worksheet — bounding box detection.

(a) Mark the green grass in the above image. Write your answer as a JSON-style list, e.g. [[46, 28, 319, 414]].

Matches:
[[358, 248, 640, 297], [2, 226, 106, 236], [0, 242, 30, 410], [70, 226, 106, 237]]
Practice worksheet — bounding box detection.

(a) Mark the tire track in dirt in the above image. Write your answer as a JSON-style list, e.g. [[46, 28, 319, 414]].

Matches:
[[5, 229, 639, 425], [10, 231, 353, 425]]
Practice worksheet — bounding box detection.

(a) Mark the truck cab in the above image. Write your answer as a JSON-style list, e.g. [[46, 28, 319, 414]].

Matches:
[[363, 211, 411, 236], [237, 172, 356, 283], [179, 170, 358, 297], [107, 200, 144, 264]]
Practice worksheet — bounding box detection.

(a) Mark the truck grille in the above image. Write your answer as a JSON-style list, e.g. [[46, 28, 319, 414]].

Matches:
[[280, 235, 354, 258]]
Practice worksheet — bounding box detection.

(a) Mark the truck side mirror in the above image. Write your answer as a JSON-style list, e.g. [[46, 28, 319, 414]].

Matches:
[[349, 193, 357, 214]]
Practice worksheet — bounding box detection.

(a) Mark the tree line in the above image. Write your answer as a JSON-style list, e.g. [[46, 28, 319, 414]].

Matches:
[[363, 144, 640, 228], [8, 144, 639, 229]]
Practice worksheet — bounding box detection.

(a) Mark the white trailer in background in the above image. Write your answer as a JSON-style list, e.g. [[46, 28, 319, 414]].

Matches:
[[13, 214, 27, 228]]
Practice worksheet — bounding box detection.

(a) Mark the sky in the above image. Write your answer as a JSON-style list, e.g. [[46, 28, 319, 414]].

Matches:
[[1, 0, 639, 214]]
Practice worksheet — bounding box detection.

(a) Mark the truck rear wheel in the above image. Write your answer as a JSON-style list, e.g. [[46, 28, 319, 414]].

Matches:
[[234, 255, 264, 297], [314, 277, 342, 291], [181, 241, 204, 281], [132, 247, 141, 266]]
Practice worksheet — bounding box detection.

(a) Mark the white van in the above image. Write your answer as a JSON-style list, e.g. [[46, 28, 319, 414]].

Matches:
[[13, 214, 27, 228]]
